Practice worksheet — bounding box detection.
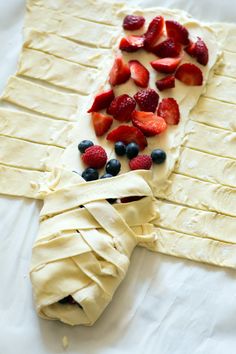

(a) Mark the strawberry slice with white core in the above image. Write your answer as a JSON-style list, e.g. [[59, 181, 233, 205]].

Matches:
[[107, 125, 147, 150], [156, 75, 175, 91], [175, 63, 203, 86], [129, 60, 150, 88], [151, 57, 182, 73], [144, 16, 165, 51], [165, 20, 189, 45], [157, 98, 180, 125], [132, 111, 167, 136], [87, 89, 114, 113], [92, 112, 113, 137], [119, 35, 145, 52], [109, 56, 131, 86]]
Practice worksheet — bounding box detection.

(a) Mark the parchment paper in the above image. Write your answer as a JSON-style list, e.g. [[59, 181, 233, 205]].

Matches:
[[0, 1, 236, 353]]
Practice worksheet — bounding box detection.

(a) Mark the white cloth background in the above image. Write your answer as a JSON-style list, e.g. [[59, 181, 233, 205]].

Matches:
[[0, 1, 236, 353]]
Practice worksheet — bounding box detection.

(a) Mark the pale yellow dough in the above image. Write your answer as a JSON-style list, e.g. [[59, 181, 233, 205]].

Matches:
[[1, 0, 236, 327]]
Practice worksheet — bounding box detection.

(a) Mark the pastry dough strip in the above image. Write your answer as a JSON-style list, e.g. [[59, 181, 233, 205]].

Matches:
[[2, 76, 80, 121], [175, 147, 236, 188], [156, 173, 236, 217], [190, 97, 236, 132], [155, 201, 236, 244], [0, 135, 64, 171], [0, 164, 47, 199], [17, 49, 99, 95], [30, 0, 124, 26], [0, 108, 74, 148], [24, 30, 110, 69], [25, 5, 121, 49], [183, 120, 236, 160], [152, 228, 236, 270]]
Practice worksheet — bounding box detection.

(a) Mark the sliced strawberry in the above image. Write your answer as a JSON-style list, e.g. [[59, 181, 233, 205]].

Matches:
[[129, 60, 150, 88], [91, 112, 113, 137], [185, 38, 209, 66], [165, 20, 189, 45], [175, 63, 203, 86], [193, 37, 209, 66], [109, 56, 131, 86], [119, 35, 145, 52], [157, 98, 180, 125], [156, 75, 175, 91], [134, 88, 159, 112], [87, 89, 114, 113], [107, 125, 147, 150], [151, 57, 181, 73], [152, 38, 181, 58], [184, 40, 196, 56], [123, 15, 145, 31], [144, 16, 165, 51], [107, 94, 136, 122], [132, 111, 167, 136]]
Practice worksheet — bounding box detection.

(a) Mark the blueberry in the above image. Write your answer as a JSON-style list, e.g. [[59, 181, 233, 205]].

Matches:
[[114, 141, 126, 156], [126, 142, 139, 159], [151, 149, 167, 164], [106, 159, 121, 176], [82, 167, 99, 181], [78, 140, 94, 153], [100, 173, 113, 179]]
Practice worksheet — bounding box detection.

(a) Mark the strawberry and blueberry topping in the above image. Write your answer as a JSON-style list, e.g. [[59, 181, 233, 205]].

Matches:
[[129, 60, 150, 88], [92, 112, 113, 136], [123, 15, 145, 31], [126, 142, 140, 159], [185, 37, 209, 66], [151, 149, 167, 164], [134, 88, 159, 112], [158, 98, 180, 125], [107, 125, 147, 151], [151, 57, 182, 74], [156, 75, 175, 91], [87, 89, 114, 113], [119, 35, 145, 52], [129, 155, 153, 170], [107, 94, 136, 122], [165, 20, 189, 45], [109, 56, 131, 86], [105, 159, 121, 176], [78, 140, 94, 153], [132, 111, 167, 136], [144, 16, 164, 51], [152, 38, 182, 58], [82, 167, 99, 181], [114, 141, 127, 156], [175, 63, 203, 86], [83, 13, 210, 175], [82, 145, 107, 169]]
